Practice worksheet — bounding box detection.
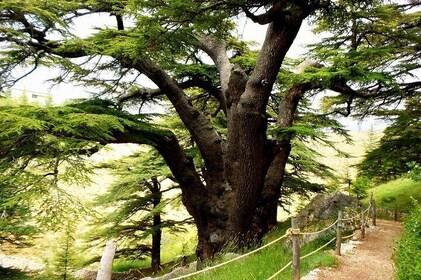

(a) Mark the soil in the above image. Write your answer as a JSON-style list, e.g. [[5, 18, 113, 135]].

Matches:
[[315, 219, 403, 280]]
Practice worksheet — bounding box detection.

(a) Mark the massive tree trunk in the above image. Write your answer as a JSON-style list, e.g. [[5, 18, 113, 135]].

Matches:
[[112, 15, 317, 261], [157, 9, 323, 262], [181, 13, 313, 260]]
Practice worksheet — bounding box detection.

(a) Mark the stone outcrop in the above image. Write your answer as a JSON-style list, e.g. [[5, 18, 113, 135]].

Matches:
[[295, 192, 363, 241]]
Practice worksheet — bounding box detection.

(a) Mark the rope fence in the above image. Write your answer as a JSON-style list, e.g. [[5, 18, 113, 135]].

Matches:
[[267, 261, 293, 280], [299, 219, 338, 236], [172, 232, 290, 280], [339, 203, 372, 222], [267, 193, 376, 280], [299, 237, 337, 261], [173, 193, 377, 280], [341, 231, 359, 240]]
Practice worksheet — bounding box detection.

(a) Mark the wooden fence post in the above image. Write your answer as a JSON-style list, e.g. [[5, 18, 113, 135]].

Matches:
[[370, 192, 377, 226], [96, 240, 117, 280], [372, 200, 377, 226], [394, 204, 398, 221], [335, 210, 342, 256], [361, 210, 365, 239], [291, 218, 301, 280]]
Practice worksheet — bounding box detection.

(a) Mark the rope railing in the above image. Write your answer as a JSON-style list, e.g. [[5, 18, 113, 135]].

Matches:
[[266, 261, 293, 280], [362, 205, 371, 215], [299, 237, 337, 261], [173, 194, 377, 280], [172, 232, 289, 280], [339, 216, 358, 222], [342, 231, 358, 240], [299, 219, 338, 236], [339, 204, 371, 222]]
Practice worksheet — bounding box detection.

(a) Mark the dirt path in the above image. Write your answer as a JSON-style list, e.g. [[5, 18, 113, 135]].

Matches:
[[316, 219, 403, 280]]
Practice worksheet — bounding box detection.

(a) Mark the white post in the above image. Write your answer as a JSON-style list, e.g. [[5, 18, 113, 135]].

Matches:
[[96, 241, 117, 280]]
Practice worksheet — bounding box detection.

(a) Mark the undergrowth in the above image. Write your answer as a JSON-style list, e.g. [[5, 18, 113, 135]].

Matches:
[[396, 201, 421, 280]]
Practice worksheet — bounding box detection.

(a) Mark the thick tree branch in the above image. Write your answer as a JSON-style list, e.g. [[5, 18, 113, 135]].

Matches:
[[111, 126, 205, 220], [120, 57, 226, 187], [329, 78, 380, 98], [241, 13, 309, 114], [325, 80, 421, 116], [194, 34, 231, 101], [252, 58, 325, 235]]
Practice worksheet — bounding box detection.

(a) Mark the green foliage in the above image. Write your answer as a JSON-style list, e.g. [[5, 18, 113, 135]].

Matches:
[[0, 104, 115, 228], [350, 177, 370, 199], [268, 95, 351, 205], [0, 0, 241, 94], [357, 98, 421, 182], [309, 1, 421, 116], [0, 99, 168, 244], [230, 47, 259, 73], [0, 183, 37, 246], [396, 201, 421, 280], [406, 162, 421, 182]]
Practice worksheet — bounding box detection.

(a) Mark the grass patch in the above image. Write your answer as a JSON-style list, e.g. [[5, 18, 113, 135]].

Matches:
[[362, 178, 421, 213], [112, 259, 151, 272], [395, 202, 421, 280], [190, 224, 336, 280]]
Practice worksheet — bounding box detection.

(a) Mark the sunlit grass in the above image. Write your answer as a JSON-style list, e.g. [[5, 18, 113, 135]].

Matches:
[[363, 178, 421, 212]]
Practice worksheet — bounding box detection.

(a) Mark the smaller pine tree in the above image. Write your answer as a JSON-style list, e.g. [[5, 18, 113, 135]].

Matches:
[[50, 222, 78, 280]]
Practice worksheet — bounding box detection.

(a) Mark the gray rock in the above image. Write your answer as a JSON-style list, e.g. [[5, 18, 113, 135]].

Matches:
[[295, 192, 362, 228], [0, 254, 44, 272], [294, 192, 362, 242]]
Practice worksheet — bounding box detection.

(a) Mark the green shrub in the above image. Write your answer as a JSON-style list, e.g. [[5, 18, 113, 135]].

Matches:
[[351, 177, 371, 199], [396, 201, 421, 280]]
